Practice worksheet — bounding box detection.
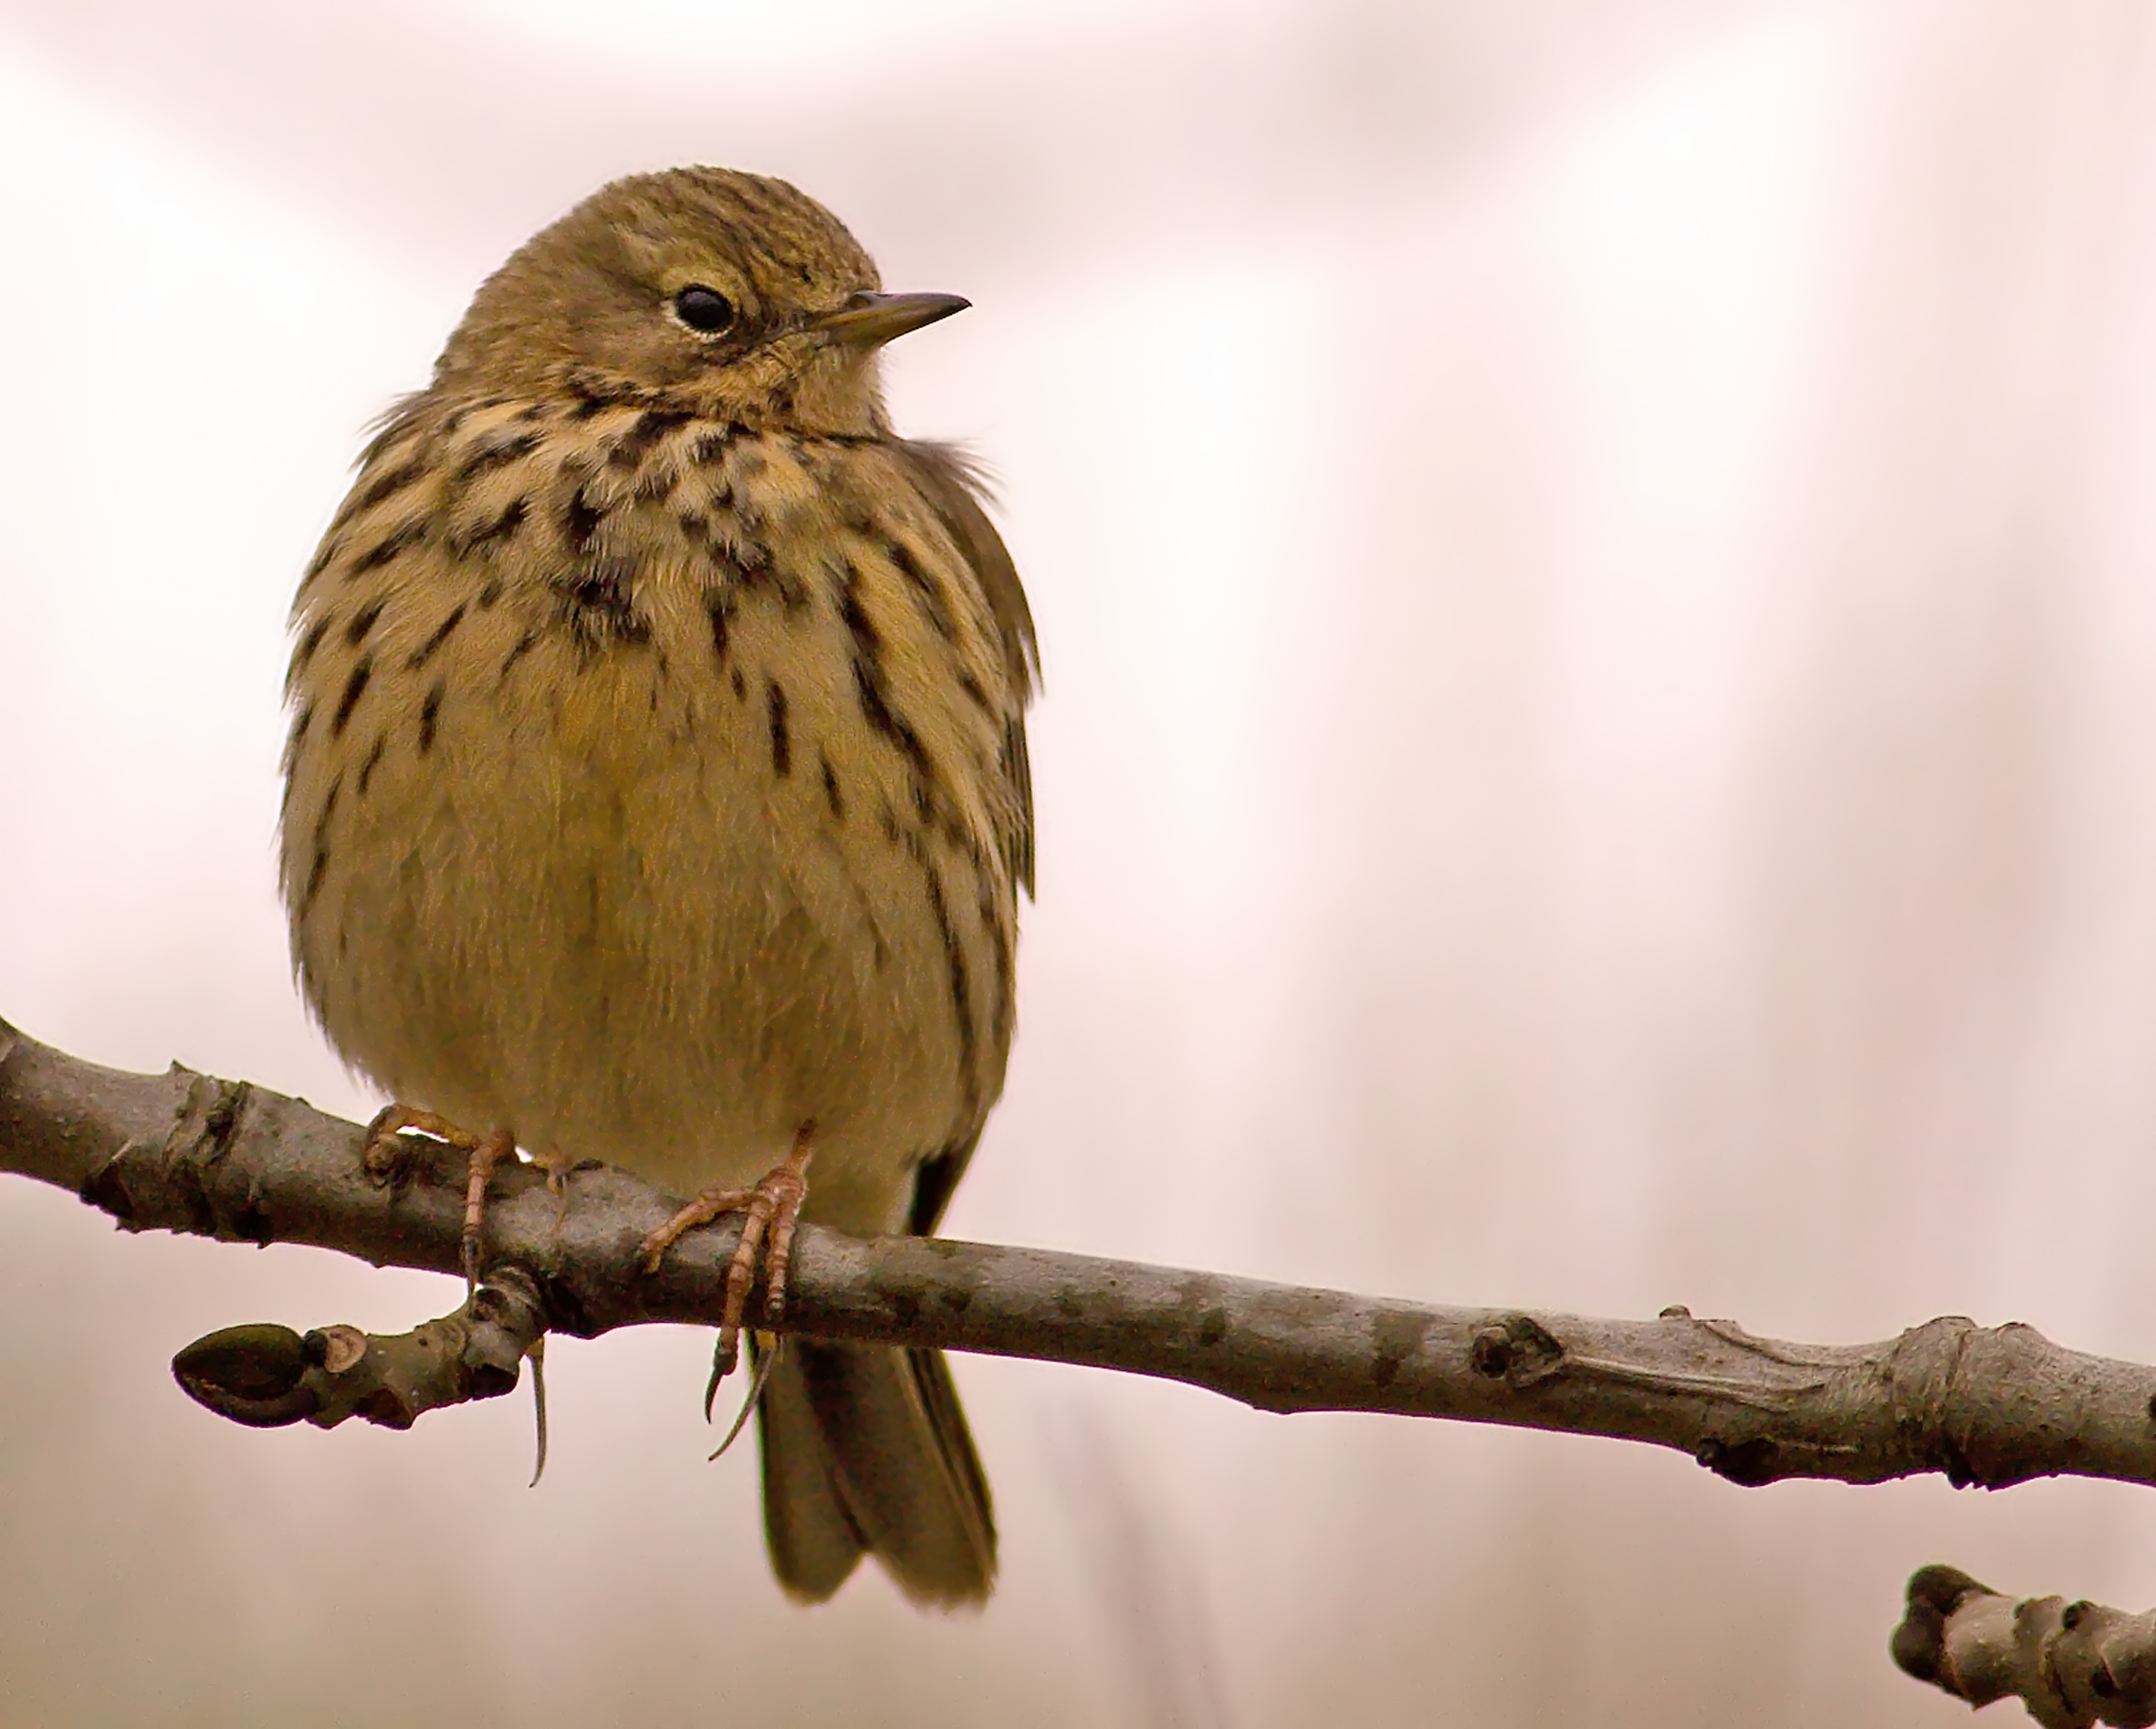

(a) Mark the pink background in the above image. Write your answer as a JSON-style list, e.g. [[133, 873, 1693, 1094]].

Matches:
[[5, 3, 2156, 1722]]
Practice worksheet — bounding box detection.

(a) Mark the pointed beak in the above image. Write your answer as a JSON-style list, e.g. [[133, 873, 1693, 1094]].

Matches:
[[807, 290, 971, 348]]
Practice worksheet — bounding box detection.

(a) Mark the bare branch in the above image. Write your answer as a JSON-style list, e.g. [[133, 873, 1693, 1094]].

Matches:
[[169, 1269, 547, 1431], [7, 1012, 2156, 1496], [1892, 1566, 2156, 1727]]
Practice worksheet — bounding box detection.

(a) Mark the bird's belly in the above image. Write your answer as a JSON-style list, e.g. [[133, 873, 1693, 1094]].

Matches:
[[308, 634, 968, 1235]]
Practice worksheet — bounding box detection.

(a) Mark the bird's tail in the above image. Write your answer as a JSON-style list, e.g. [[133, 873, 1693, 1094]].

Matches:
[[755, 1336, 995, 1607]]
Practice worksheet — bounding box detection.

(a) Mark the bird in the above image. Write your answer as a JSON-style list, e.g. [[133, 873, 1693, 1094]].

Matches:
[[277, 165, 1035, 1608]]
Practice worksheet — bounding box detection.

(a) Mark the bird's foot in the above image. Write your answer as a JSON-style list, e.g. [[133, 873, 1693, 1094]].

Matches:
[[361, 1104, 476, 1187], [361, 1104, 517, 1290], [638, 1124, 815, 1395], [533, 1148, 580, 1230]]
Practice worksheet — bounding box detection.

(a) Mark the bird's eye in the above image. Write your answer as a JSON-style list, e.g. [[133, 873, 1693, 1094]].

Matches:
[[674, 286, 736, 334]]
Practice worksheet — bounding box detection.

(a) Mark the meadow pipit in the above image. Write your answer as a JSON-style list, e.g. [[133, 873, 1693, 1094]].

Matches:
[[278, 167, 1036, 1606]]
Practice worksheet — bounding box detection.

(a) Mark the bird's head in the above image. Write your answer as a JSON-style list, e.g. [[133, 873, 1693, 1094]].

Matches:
[[433, 165, 966, 435]]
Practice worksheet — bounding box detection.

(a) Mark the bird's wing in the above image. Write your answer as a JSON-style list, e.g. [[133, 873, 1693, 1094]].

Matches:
[[893, 439, 1038, 899]]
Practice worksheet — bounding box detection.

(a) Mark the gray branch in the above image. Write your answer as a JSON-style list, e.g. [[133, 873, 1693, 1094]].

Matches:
[[8, 1011, 2156, 1496], [1893, 1567, 2156, 1727]]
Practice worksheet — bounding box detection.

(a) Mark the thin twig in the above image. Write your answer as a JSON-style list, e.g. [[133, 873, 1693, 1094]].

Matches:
[[1892, 1566, 2156, 1727]]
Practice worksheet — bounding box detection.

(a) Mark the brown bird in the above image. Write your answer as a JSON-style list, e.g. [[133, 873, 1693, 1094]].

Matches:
[[278, 166, 1035, 1607]]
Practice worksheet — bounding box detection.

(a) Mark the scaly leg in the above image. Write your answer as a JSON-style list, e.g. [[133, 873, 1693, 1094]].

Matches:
[[361, 1105, 517, 1289], [639, 1123, 815, 1388], [361, 1106, 548, 1471], [361, 1104, 479, 1186]]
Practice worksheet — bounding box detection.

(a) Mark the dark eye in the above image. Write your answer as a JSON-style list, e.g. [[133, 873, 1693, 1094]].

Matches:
[[674, 286, 736, 334]]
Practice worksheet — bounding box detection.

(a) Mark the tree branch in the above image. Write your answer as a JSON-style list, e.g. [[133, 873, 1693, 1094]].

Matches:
[[1892, 1566, 2156, 1728], [7, 1011, 2156, 1495], [13, 1012, 2156, 1718]]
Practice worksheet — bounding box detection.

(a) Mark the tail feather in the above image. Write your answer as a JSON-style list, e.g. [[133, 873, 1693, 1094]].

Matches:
[[757, 1338, 995, 1607]]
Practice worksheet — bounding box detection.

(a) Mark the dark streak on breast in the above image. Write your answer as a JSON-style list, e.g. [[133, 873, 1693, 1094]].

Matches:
[[917, 854, 980, 1119], [420, 681, 445, 753], [357, 734, 386, 798], [350, 521, 427, 577], [609, 408, 691, 469], [405, 602, 467, 671], [293, 613, 334, 677], [555, 556, 651, 650], [766, 680, 791, 777], [455, 428, 541, 482], [729, 539, 807, 613], [978, 864, 1015, 1048], [707, 592, 733, 665], [343, 598, 385, 648], [499, 630, 539, 683], [562, 485, 604, 553], [452, 494, 524, 555], [840, 563, 936, 779], [300, 771, 341, 916], [331, 656, 372, 736], [819, 750, 844, 822], [281, 699, 315, 780], [347, 455, 429, 520], [884, 535, 957, 641]]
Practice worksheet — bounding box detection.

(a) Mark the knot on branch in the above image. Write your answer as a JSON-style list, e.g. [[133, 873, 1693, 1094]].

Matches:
[[1881, 1318, 2156, 1492], [82, 1072, 262, 1242], [1886, 1315, 1987, 1485], [1468, 1314, 1566, 1387]]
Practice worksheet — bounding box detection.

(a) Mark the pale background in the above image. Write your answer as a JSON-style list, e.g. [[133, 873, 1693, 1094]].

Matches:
[[4, 1, 2155, 1724]]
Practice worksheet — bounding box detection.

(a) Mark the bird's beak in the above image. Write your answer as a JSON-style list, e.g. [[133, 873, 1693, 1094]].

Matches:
[[807, 290, 970, 348]]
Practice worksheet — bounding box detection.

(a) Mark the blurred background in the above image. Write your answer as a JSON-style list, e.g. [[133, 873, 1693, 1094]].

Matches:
[[5, 0, 2156, 1722]]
